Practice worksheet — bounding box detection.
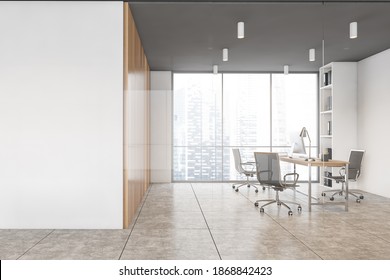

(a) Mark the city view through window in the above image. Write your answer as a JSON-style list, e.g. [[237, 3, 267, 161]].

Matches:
[[173, 73, 318, 181]]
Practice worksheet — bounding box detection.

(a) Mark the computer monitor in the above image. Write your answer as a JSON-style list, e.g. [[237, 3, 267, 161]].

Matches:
[[289, 133, 307, 157]]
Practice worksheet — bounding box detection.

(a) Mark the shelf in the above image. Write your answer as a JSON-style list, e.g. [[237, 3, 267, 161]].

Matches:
[[320, 63, 333, 72], [320, 62, 358, 168], [320, 84, 333, 90], [322, 176, 336, 180]]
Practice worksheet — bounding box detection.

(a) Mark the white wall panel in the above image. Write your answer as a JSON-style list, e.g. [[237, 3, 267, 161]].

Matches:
[[0, 2, 123, 228], [357, 48, 390, 198]]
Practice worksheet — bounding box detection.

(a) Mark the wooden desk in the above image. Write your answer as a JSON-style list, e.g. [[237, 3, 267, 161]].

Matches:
[[280, 157, 350, 211]]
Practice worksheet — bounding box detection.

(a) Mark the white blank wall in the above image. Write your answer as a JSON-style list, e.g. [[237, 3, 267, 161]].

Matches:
[[0, 2, 123, 228], [358, 48, 390, 198]]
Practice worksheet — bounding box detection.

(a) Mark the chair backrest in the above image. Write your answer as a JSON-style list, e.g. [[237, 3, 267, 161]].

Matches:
[[232, 149, 245, 173], [348, 149, 365, 180], [254, 152, 282, 187]]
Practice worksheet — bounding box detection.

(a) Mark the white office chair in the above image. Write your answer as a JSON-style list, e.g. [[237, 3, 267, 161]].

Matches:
[[232, 148, 261, 193]]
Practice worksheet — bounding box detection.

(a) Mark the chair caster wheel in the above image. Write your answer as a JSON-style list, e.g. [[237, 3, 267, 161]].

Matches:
[[298, 206, 302, 212], [232, 185, 235, 189], [235, 189, 239, 192], [356, 199, 361, 203], [247, 184, 250, 188], [254, 202, 259, 207], [359, 195, 364, 199], [277, 202, 281, 206], [262, 186, 266, 191], [288, 211, 293, 216], [321, 192, 326, 196], [330, 197, 334, 201], [259, 208, 264, 213], [339, 192, 343, 196], [255, 189, 259, 193]]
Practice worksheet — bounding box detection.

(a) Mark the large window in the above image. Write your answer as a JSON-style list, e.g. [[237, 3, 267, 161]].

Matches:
[[173, 73, 318, 181], [173, 74, 222, 181]]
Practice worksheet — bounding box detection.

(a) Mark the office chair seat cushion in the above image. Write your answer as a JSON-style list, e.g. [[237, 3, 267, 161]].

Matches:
[[330, 175, 345, 183], [283, 182, 299, 188], [271, 186, 285, 191]]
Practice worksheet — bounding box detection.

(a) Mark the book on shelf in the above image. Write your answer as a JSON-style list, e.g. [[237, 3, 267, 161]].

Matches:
[[326, 148, 332, 159], [324, 171, 332, 187], [327, 96, 332, 110], [323, 70, 332, 86], [327, 121, 332, 135]]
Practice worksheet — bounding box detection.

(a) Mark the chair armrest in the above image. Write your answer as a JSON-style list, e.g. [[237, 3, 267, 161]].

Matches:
[[241, 162, 255, 171], [340, 167, 359, 180], [283, 172, 299, 185], [338, 167, 346, 176]]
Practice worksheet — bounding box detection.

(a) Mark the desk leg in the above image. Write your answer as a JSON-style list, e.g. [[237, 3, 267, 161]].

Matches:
[[293, 163, 297, 196], [345, 163, 349, 211], [308, 163, 312, 212]]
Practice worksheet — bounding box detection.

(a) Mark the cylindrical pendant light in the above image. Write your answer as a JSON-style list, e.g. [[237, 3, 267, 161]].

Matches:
[[284, 65, 289, 75], [222, 48, 229, 62], [309, 48, 315, 62], [213, 65, 218, 74], [350, 22, 358, 39], [237, 22, 244, 39]]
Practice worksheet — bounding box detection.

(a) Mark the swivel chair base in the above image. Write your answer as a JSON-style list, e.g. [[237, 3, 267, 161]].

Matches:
[[254, 190, 302, 216], [232, 174, 263, 193], [232, 182, 261, 193], [321, 188, 364, 203]]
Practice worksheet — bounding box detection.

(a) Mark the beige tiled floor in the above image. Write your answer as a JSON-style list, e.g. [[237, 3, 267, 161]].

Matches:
[[1, 182, 390, 260]]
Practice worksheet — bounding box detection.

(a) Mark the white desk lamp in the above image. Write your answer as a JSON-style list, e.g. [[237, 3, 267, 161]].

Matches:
[[300, 127, 315, 161]]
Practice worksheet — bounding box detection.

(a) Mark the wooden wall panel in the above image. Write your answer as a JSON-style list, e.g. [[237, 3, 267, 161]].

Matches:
[[123, 3, 150, 229], [123, 5, 129, 228]]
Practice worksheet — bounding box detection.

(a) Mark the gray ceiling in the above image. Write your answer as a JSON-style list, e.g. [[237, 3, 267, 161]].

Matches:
[[129, 1, 390, 72]]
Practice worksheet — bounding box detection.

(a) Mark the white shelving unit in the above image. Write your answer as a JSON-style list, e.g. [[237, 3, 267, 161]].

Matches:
[[319, 62, 357, 187]]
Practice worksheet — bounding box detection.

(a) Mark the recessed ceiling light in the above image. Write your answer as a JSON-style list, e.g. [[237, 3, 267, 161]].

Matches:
[[237, 22, 244, 39], [213, 65, 218, 74], [223, 48, 228, 62], [284, 65, 289, 75], [350, 22, 358, 39], [309, 48, 315, 62]]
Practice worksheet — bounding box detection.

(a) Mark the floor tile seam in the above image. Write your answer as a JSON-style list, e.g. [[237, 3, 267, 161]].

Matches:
[[341, 218, 390, 245], [118, 183, 153, 260], [265, 215, 324, 260], [190, 183, 222, 260], [16, 229, 55, 260], [239, 186, 324, 259]]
